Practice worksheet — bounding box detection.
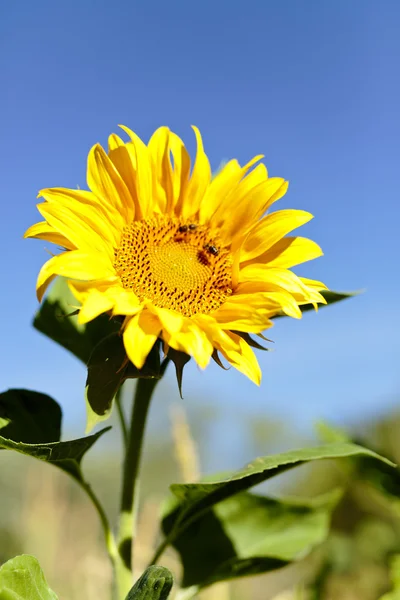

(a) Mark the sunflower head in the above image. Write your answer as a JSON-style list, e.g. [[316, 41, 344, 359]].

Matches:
[[25, 125, 327, 385]]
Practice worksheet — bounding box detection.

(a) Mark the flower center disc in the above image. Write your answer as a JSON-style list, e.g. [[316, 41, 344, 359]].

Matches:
[[114, 217, 233, 316]]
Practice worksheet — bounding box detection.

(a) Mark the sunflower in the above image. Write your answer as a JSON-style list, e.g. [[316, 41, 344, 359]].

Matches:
[[25, 125, 327, 384]]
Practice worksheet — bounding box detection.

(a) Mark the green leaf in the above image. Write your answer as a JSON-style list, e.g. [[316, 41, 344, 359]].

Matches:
[[163, 489, 342, 589], [85, 335, 161, 431], [0, 389, 61, 443], [0, 555, 58, 600], [125, 566, 173, 600], [273, 290, 360, 318], [0, 426, 110, 483], [315, 421, 350, 444], [156, 443, 394, 563], [85, 333, 129, 431], [33, 277, 120, 363]]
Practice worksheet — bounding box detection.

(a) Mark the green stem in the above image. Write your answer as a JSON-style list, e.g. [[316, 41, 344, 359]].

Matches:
[[115, 386, 128, 450], [116, 360, 169, 599], [81, 481, 118, 564]]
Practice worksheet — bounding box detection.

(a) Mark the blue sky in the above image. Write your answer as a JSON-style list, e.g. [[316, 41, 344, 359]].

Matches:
[[1, 0, 399, 447]]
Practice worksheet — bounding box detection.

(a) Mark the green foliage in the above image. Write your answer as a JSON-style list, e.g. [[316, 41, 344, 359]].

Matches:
[[0, 387, 109, 483], [0, 555, 58, 600], [169, 443, 393, 522], [85, 336, 162, 431], [0, 421, 109, 482], [162, 489, 342, 589], [33, 277, 120, 364], [152, 442, 393, 590], [125, 566, 173, 600], [0, 389, 61, 443], [85, 333, 129, 431]]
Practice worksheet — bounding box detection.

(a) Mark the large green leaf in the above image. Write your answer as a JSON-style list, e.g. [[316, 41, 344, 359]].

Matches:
[[155, 443, 394, 563], [273, 290, 360, 318], [33, 277, 120, 363], [0, 389, 61, 444], [0, 425, 109, 482], [163, 489, 342, 589], [0, 555, 58, 600]]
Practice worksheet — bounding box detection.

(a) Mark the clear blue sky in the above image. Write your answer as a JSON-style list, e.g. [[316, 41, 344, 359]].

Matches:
[[1, 1, 399, 446]]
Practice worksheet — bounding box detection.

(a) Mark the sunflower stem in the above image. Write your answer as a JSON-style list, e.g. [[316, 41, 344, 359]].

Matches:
[[116, 360, 169, 600], [115, 386, 128, 450], [81, 481, 118, 564]]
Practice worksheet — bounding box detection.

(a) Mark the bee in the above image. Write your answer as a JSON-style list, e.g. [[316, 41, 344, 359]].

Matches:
[[179, 223, 198, 233], [204, 244, 219, 256]]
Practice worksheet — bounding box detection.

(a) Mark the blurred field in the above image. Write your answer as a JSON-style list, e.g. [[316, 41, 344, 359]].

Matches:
[[1, 399, 400, 600]]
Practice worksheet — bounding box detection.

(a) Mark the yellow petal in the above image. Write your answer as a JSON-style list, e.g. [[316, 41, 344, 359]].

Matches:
[[147, 127, 174, 214], [123, 311, 161, 369], [107, 134, 139, 221], [77, 289, 114, 324], [216, 331, 262, 385], [37, 201, 114, 259], [233, 284, 303, 318], [169, 132, 191, 216], [240, 265, 326, 303], [69, 280, 142, 318], [181, 126, 211, 219], [36, 251, 115, 302], [199, 156, 263, 223], [240, 210, 314, 263], [24, 221, 76, 249], [164, 321, 213, 369], [111, 290, 143, 316], [38, 187, 122, 247], [224, 178, 289, 244], [257, 236, 323, 268], [87, 143, 132, 226], [299, 277, 328, 291], [149, 305, 184, 335], [210, 297, 275, 332], [119, 125, 152, 219]]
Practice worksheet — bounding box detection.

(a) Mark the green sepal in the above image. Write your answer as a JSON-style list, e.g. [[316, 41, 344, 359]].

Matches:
[[211, 350, 229, 370], [162, 489, 342, 589], [0, 555, 58, 600], [232, 331, 272, 351], [125, 566, 173, 600], [167, 348, 191, 399], [0, 389, 61, 443]]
